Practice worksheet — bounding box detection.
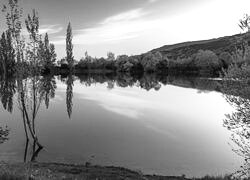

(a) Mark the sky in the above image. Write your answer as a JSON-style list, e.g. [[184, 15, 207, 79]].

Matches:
[[1, 0, 250, 59]]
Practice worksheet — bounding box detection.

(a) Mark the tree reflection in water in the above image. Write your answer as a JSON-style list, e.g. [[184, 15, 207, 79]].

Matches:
[[66, 74, 74, 118], [0, 76, 13, 145], [0, 73, 234, 166], [0, 76, 16, 113], [17, 75, 56, 162], [222, 80, 250, 178], [0, 126, 9, 144]]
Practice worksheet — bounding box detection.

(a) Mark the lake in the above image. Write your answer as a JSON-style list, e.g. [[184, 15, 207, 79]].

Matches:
[[0, 74, 248, 178]]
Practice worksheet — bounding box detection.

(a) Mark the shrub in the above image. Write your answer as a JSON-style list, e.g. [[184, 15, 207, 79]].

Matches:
[[115, 55, 130, 72], [193, 50, 221, 71], [115, 55, 141, 72], [222, 63, 250, 80], [219, 52, 233, 68], [140, 52, 163, 72]]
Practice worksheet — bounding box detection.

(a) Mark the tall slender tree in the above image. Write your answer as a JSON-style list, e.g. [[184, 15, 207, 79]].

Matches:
[[25, 9, 40, 72], [66, 22, 74, 70], [40, 33, 56, 73], [2, 0, 23, 64]]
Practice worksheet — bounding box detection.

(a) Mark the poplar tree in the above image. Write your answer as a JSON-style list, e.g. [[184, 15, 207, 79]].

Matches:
[[66, 22, 73, 70], [2, 0, 23, 64], [25, 9, 40, 70], [40, 33, 56, 72]]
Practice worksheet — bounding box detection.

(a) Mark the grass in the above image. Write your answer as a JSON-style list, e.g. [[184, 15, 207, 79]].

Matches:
[[0, 173, 26, 180], [0, 163, 248, 180]]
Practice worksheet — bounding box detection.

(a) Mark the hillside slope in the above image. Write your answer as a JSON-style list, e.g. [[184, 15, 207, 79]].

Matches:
[[150, 33, 247, 59]]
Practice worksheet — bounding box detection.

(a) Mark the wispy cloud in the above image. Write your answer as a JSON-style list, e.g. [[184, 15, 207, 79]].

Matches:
[[102, 8, 147, 24], [148, 0, 158, 3], [52, 8, 163, 45], [22, 24, 63, 36], [39, 24, 63, 35]]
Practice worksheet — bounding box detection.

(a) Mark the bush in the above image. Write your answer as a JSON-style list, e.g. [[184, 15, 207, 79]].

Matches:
[[222, 63, 250, 80], [193, 50, 221, 71], [140, 52, 163, 72], [219, 52, 233, 68], [115, 55, 141, 72]]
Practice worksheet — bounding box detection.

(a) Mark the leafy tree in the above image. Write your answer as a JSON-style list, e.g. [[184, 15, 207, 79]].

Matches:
[[107, 52, 115, 61], [39, 33, 57, 73], [25, 9, 41, 72], [219, 52, 233, 68], [66, 22, 74, 70], [193, 50, 221, 71], [2, 0, 23, 64], [141, 52, 163, 72], [115, 55, 130, 72]]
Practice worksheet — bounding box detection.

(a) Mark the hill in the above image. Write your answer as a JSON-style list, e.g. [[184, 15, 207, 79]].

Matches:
[[150, 33, 248, 59]]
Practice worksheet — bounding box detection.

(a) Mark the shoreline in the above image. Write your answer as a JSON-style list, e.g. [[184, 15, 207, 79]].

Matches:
[[0, 162, 189, 180], [0, 162, 233, 180]]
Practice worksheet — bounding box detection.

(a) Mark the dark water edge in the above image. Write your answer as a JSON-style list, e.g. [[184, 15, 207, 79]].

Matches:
[[52, 65, 221, 77], [60, 72, 222, 93]]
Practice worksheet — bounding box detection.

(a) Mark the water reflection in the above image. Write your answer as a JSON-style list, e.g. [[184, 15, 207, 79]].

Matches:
[[0, 126, 9, 144], [76, 73, 221, 92], [222, 79, 250, 178], [0, 73, 248, 176], [66, 74, 74, 118], [17, 77, 44, 162], [0, 77, 16, 113], [39, 75, 57, 109]]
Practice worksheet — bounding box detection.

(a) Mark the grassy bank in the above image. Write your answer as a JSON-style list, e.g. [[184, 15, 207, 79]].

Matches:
[[0, 162, 244, 180], [0, 162, 189, 180]]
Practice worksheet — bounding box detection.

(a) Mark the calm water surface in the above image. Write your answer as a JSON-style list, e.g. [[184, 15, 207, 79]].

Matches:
[[0, 75, 247, 177]]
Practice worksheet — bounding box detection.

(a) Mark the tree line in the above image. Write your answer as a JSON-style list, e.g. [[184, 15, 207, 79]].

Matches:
[[1, 0, 250, 77], [0, 0, 63, 76]]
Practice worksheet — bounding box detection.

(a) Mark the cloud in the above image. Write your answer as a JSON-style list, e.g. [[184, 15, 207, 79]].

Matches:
[[102, 8, 147, 24], [39, 24, 63, 35], [82, 89, 146, 119], [52, 8, 163, 45], [22, 24, 63, 36], [148, 0, 158, 3]]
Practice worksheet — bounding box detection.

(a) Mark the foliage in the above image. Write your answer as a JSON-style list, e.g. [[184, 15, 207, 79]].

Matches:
[[222, 63, 250, 81], [239, 14, 250, 32], [221, 79, 250, 178], [193, 50, 221, 71], [221, 14, 250, 81], [140, 52, 163, 72], [219, 52, 233, 68], [107, 52, 115, 61], [38, 33, 57, 73], [25, 9, 41, 72], [66, 22, 74, 70], [0, 31, 15, 76], [2, 0, 23, 64], [115, 55, 132, 72]]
